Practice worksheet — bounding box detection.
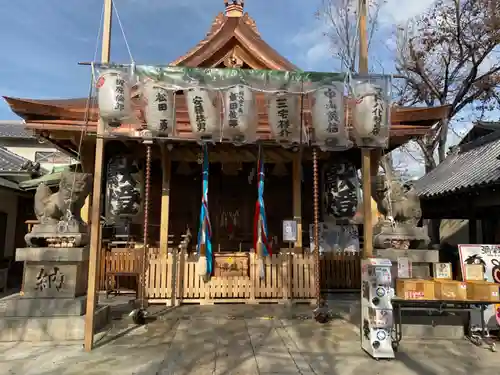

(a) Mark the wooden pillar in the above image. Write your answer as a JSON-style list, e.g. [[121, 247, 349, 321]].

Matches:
[[159, 144, 172, 255], [292, 152, 302, 249], [359, 0, 373, 258], [84, 0, 112, 352]]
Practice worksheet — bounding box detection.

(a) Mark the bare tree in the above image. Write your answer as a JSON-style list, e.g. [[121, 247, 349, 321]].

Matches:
[[396, 0, 500, 171], [316, 0, 385, 72]]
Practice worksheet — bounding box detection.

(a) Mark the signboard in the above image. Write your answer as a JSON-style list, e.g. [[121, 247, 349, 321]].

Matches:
[[282, 220, 297, 243], [458, 244, 500, 329]]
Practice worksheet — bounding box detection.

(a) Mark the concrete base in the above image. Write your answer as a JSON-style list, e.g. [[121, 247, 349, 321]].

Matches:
[[0, 294, 86, 317], [0, 304, 110, 341]]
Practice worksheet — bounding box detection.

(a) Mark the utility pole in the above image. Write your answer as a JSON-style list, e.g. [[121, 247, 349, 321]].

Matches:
[[358, 0, 373, 258], [84, 0, 112, 352]]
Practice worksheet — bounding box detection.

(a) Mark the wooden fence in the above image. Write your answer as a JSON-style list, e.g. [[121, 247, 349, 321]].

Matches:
[[99, 249, 361, 304]]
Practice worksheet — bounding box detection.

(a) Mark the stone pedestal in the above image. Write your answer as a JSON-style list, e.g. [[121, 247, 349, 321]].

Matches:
[[0, 247, 110, 342]]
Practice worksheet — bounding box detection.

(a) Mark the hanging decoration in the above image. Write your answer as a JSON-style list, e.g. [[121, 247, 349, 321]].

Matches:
[[96, 69, 132, 130], [322, 161, 359, 220], [311, 83, 351, 150], [352, 77, 391, 148], [196, 145, 213, 278], [253, 146, 271, 279], [186, 88, 220, 143], [94, 65, 392, 148], [267, 91, 301, 146], [105, 155, 142, 221], [222, 84, 257, 143], [143, 81, 175, 137]]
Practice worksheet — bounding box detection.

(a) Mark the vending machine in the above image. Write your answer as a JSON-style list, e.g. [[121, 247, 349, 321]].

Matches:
[[361, 258, 395, 360]]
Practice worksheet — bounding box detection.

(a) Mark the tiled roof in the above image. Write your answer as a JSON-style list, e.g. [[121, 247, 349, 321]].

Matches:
[[0, 120, 34, 139], [0, 146, 33, 173], [414, 131, 500, 198]]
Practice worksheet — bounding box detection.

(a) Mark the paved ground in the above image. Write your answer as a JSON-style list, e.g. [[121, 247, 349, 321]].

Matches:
[[1, 301, 500, 375]]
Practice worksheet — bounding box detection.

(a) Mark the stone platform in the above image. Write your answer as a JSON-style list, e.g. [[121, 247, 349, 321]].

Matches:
[[0, 246, 111, 342], [0, 298, 110, 341]]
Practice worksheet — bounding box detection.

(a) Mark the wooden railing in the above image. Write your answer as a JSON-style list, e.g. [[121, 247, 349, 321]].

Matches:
[[98, 249, 361, 304]]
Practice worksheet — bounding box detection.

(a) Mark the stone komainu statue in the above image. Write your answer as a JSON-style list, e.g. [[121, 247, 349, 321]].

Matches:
[[372, 175, 422, 225], [372, 175, 429, 249], [25, 171, 92, 248]]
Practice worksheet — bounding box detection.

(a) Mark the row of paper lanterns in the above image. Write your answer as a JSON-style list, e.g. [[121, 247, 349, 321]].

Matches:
[[97, 70, 389, 148]]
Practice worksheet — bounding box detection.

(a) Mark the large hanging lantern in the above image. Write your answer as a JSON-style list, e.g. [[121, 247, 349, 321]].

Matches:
[[267, 91, 301, 146], [352, 82, 389, 147], [185, 88, 220, 142], [96, 69, 131, 128], [143, 81, 175, 137], [222, 85, 257, 143], [311, 83, 350, 150], [105, 155, 142, 221], [322, 161, 359, 221]]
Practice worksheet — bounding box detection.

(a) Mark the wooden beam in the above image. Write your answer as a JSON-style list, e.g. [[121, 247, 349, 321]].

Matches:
[[159, 144, 172, 255], [84, 0, 112, 352], [292, 152, 302, 249]]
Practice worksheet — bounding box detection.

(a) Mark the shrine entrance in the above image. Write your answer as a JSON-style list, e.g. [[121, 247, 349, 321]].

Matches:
[[210, 162, 255, 253]]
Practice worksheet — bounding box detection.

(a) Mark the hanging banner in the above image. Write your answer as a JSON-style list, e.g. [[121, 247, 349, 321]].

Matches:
[[311, 83, 350, 150], [222, 84, 257, 143], [267, 92, 301, 146], [458, 244, 500, 329], [352, 76, 391, 148], [142, 81, 175, 137]]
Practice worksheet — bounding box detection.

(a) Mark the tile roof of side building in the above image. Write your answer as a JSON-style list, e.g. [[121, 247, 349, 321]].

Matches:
[[0, 120, 35, 139], [414, 130, 500, 198], [0, 146, 37, 173]]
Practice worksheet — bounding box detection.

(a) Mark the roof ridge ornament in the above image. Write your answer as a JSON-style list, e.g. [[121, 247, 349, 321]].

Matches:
[[224, 0, 244, 17]]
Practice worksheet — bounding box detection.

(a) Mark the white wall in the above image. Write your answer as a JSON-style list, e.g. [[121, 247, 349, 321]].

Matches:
[[0, 189, 18, 257]]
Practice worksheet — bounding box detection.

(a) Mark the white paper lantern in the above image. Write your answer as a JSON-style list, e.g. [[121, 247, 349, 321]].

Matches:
[[185, 88, 219, 142], [267, 92, 301, 145], [143, 81, 175, 137], [352, 82, 387, 139], [222, 85, 257, 143], [96, 69, 131, 126], [311, 83, 349, 149]]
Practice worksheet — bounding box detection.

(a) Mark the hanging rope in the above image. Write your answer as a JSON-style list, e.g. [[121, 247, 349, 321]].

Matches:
[[253, 145, 271, 279], [196, 144, 213, 277], [112, 0, 135, 64], [313, 147, 321, 308]]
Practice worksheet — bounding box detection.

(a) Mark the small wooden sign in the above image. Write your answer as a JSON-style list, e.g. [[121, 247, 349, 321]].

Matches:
[[282, 220, 297, 243], [465, 264, 485, 281], [433, 263, 453, 280]]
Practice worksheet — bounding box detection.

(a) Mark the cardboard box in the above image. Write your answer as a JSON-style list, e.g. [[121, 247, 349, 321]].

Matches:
[[396, 279, 435, 300], [464, 264, 484, 281], [433, 263, 453, 280], [466, 281, 500, 301], [434, 280, 467, 300]]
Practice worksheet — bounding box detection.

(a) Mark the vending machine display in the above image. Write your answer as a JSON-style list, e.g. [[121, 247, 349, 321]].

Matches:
[[361, 258, 395, 360]]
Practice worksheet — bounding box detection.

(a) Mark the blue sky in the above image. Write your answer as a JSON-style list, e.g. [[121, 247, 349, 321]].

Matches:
[[0, 0, 433, 120]]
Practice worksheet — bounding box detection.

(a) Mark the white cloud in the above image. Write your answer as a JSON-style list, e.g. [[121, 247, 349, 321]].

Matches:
[[379, 0, 436, 25]]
